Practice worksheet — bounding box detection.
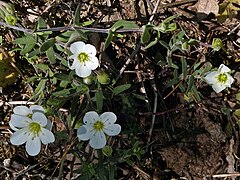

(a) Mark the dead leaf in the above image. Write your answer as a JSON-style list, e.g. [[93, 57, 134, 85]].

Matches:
[[195, 0, 219, 20]]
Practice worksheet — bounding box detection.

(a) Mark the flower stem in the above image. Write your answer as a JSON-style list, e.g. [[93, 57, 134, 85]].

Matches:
[[98, 150, 105, 180]]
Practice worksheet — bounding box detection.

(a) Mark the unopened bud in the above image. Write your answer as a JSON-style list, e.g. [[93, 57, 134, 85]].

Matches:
[[97, 71, 110, 85]]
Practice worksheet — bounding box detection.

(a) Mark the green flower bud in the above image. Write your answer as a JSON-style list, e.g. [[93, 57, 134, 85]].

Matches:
[[83, 74, 95, 85], [5, 14, 17, 25], [97, 71, 110, 85], [212, 38, 223, 51]]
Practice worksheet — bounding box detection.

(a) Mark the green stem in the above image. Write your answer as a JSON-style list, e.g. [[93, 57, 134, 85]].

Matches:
[[98, 150, 105, 180]]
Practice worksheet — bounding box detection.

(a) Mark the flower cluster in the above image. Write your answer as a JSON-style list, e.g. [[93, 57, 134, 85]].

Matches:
[[205, 64, 234, 93], [77, 111, 121, 149], [9, 105, 55, 156], [69, 41, 99, 78]]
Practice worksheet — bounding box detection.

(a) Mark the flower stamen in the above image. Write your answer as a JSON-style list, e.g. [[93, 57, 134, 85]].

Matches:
[[29, 122, 41, 136], [217, 73, 228, 84], [78, 52, 90, 63], [93, 120, 104, 131]]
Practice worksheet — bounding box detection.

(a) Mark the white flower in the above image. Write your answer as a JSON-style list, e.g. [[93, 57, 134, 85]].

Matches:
[[77, 111, 121, 149], [9, 105, 45, 131], [69, 41, 99, 78], [205, 64, 234, 93], [9, 106, 55, 156]]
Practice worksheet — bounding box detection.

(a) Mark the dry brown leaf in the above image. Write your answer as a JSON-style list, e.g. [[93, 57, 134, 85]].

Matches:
[[195, 0, 219, 20]]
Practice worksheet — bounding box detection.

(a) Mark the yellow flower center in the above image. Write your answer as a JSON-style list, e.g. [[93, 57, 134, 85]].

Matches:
[[93, 120, 104, 131], [217, 73, 228, 84], [78, 52, 90, 64], [29, 122, 41, 136]]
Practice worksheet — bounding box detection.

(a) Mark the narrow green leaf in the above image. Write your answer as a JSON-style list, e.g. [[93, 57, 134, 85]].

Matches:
[[40, 38, 55, 52], [113, 84, 131, 95], [96, 90, 103, 113], [110, 20, 138, 32], [186, 75, 194, 93], [28, 49, 40, 58], [103, 30, 113, 50], [46, 47, 56, 64], [74, 4, 81, 26], [30, 79, 47, 100], [159, 40, 170, 50], [52, 88, 73, 97], [20, 43, 35, 55], [181, 57, 187, 78], [191, 84, 201, 102]]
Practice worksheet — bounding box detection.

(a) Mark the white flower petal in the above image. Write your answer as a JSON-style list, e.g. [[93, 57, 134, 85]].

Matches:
[[13, 106, 31, 116], [39, 128, 55, 144], [89, 131, 106, 149], [84, 44, 97, 56], [10, 114, 31, 128], [86, 56, 99, 70], [226, 74, 234, 87], [83, 111, 99, 125], [30, 105, 45, 113], [75, 64, 92, 78], [77, 125, 94, 140], [9, 120, 19, 131], [26, 136, 41, 156], [70, 41, 85, 54], [212, 83, 226, 93], [205, 71, 219, 85], [32, 112, 47, 126], [104, 124, 121, 136], [69, 58, 79, 70], [100, 112, 117, 125], [45, 119, 53, 130], [10, 128, 30, 145], [219, 64, 231, 73]]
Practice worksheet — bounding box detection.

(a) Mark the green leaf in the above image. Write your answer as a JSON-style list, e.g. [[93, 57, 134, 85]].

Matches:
[[191, 84, 201, 102], [103, 30, 113, 50], [40, 38, 55, 52], [28, 49, 40, 58], [56, 31, 75, 43], [54, 73, 71, 81], [110, 20, 138, 32], [166, 23, 177, 32], [30, 79, 47, 100], [113, 84, 131, 95], [104, 20, 138, 50], [143, 30, 160, 50], [14, 36, 35, 44], [141, 24, 153, 44], [186, 75, 194, 93], [52, 88, 73, 97], [74, 4, 81, 26], [66, 31, 88, 47], [159, 40, 170, 50], [102, 146, 113, 157], [20, 43, 35, 55], [181, 57, 187, 78], [96, 90, 103, 113], [46, 47, 56, 64], [35, 64, 49, 72], [37, 17, 47, 29], [76, 84, 89, 94]]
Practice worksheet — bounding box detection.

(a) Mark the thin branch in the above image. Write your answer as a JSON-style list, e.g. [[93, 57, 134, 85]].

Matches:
[[0, 20, 143, 34]]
